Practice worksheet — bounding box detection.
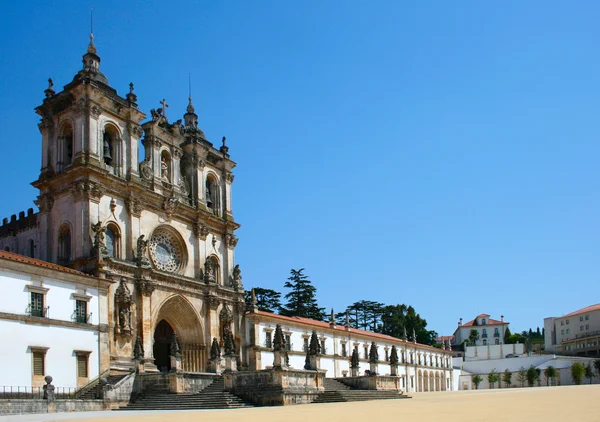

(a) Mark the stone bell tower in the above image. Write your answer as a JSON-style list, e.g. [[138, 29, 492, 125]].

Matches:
[[32, 33, 145, 269]]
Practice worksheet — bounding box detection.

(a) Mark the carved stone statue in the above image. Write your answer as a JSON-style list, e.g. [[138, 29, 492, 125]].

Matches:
[[115, 279, 132, 336], [223, 327, 235, 357], [136, 235, 150, 267], [133, 336, 144, 361], [91, 222, 107, 260], [232, 264, 242, 291], [170, 332, 182, 359], [161, 157, 169, 181], [204, 257, 215, 283]]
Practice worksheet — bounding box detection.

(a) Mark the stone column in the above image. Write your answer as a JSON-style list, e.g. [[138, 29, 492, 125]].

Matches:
[[138, 278, 158, 372]]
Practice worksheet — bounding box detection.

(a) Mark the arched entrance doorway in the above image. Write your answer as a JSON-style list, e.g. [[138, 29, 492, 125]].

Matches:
[[153, 295, 206, 372], [153, 320, 174, 373]]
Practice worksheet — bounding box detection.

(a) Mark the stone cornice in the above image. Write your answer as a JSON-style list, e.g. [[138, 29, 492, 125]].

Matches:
[[0, 311, 107, 332]]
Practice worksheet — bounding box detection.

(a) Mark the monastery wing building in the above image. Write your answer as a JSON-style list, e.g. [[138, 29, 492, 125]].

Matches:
[[0, 34, 453, 407]]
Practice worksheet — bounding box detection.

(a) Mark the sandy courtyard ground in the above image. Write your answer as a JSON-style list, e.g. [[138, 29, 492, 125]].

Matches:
[[5, 385, 600, 422]]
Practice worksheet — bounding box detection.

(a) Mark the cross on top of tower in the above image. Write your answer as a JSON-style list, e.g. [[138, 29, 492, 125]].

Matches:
[[160, 99, 168, 118]]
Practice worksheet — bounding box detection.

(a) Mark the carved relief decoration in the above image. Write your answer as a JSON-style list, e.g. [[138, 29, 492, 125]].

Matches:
[[139, 160, 153, 181], [225, 233, 239, 249], [135, 276, 155, 296], [193, 222, 210, 240], [35, 194, 54, 213], [163, 196, 178, 217], [125, 197, 143, 217]]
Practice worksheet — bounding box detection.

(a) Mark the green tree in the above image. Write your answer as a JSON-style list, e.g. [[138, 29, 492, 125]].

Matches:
[[468, 329, 480, 346], [571, 362, 585, 385], [488, 369, 499, 389], [526, 366, 539, 387], [503, 326, 512, 344], [472, 374, 483, 390], [502, 369, 512, 388], [244, 287, 281, 313], [584, 363, 594, 384], [544, 365, 557, 386], [517, 367, 527, 387], [280, 269, 325, 320]]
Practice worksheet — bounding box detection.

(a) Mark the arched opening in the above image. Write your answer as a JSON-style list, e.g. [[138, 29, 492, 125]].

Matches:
[[429, 371, 434, 392], [58, 123, 73, 172], [204, 255, 221, 285], [105, 223, 121, 259], [103, 125, 121, 174], [153, 295, 205, 372], [160, 150, 171, 182], [153, 319, 174, 373], [57, 224, 71, 265], [423, 371, 428, 392], [205, 174, 220, 214]]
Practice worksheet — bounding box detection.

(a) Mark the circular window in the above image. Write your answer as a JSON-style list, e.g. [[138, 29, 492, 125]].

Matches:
[[148, 227, 186, 273]]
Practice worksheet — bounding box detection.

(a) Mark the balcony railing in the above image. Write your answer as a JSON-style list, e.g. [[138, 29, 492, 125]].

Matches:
[[574, 330, 600, 340], [494, 332, 500, 337], [26, 304, 49, 318], [71, 311, 92, 324], [481, 333, 488, 338]]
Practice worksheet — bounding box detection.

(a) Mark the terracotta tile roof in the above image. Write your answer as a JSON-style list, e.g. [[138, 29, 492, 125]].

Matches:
[[462, 317, 506, 327], [562, 304, 600, 318], [437, 335, 455, 342], [249, 310, 445, 352], [0, 250, 93, 278]]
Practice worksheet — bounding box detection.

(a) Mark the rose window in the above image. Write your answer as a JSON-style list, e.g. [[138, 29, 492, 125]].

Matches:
[[149, 228, 185, 273]]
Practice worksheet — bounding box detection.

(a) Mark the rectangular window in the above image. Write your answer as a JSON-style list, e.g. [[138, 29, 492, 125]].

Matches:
[[385, 349, 389, 361], [585, 315, 589, 321], [285, 334, 291, 351], [364, 346, 368, 359], [320, 339, 326, 355], [566, 320, 569, 325], [30, 292, 44, 317], [581, 326, 584, 331], [586, 324, 589, 330], [77, 354, 88, 378], [265, 331, 272, 349], [580, 316, 584, 322], [341, 343, 347, 357], [561, 329, 565, 335], [566, 328, 570, 334], [561, 321, 564, 326], [303, 337, 309, 352], [75, 300, 87, 323], [33, 352, 45, 376]]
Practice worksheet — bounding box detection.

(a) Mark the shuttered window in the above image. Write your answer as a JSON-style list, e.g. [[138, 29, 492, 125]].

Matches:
[[77, 354, 88, 378], [33, 352, 45, 376]]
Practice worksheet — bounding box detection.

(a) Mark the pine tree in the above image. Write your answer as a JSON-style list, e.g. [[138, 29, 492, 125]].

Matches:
[[244, 287, 282, 313], [504, 326, 512, 344], [280, 268, 325, 320]]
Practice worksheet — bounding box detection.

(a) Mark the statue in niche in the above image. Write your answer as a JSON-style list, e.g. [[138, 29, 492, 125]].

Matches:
[[115, 279, 132, 336], [161, 157, 169, 181], [204, 257, 215, 283], [91, 222, 107, 260], [232, 264, 243, 291], [136, 235, 150, 267], [223, 327, 235, 357]]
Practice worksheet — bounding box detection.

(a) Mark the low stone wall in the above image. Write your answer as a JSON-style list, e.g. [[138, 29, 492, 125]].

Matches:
[[0, 399, 106, 415], [337, 375, 401, 391], [131, 372, 215, 402], [104, 372, 136, 409], [228, 369, 326, 406]]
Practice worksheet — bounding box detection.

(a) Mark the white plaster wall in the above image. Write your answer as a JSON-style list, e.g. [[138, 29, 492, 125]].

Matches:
[[0, 320, 99, 387]]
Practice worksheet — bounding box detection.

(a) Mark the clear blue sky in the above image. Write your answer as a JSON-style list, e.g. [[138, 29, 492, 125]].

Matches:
[[0, 1, 598, 337]]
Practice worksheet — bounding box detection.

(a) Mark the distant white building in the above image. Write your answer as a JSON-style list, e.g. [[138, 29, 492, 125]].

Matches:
[[0, 250, 112, 390], [452, 313, 509, 347], [544, 304, 600, 356]]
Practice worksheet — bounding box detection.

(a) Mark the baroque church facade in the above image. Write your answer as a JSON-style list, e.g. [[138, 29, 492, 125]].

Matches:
[[0, 34, 245, 375]]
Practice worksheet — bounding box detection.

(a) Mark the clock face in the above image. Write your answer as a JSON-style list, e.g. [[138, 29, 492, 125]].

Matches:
[[149, 229, 183, 273]]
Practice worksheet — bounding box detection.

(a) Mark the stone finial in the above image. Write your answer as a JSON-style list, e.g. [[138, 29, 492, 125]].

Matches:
[[223, 329, 235, 357], [345, 311, 350, 328], [133, 336, 145, 361], [309, 331, 321, 356], [43, 376, 55, 400], [273, 324, 285, 352], [330, 308, 335, 327], [412, 329, 417, 344], [45, 78, 55, 98], [210, 337, 221, 360], [220, 136, 229, 155], [126, 82, 138, 105], [250, 288, 258, 312], [390, 345, 399, 365], [448, 340, 452, 351], [369, 342, 379, 364], [170, 332, 182, 359], [403, 325, 408, 341], [350, 348, 360, 369]]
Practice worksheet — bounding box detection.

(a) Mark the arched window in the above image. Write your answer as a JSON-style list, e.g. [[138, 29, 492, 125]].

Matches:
[[208, 255, 221, 285], [205, 174, 220, 214], [160, 150, 171, 182], [103, 131, 113, 166], [58, 124, 73, 172], [28, 239, 35, 258], [58, 225, 71, 265], [105, 224, 121, 259]]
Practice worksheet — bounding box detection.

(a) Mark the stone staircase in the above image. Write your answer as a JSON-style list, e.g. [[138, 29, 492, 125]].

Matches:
[[77, 374, 127, 400], [312, 378, 408, 404], [119, 376, 253, 410]]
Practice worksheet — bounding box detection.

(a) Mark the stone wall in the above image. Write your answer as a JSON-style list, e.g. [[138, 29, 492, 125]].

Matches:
[[337, 375, 401, 391], [130, 373, 215, 402], [0, 399, 106, 416], [228, 369, 325, 406]]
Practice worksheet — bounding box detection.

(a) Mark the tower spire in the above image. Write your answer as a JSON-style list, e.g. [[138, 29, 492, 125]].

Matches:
[[88, 6, 96, 54]]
